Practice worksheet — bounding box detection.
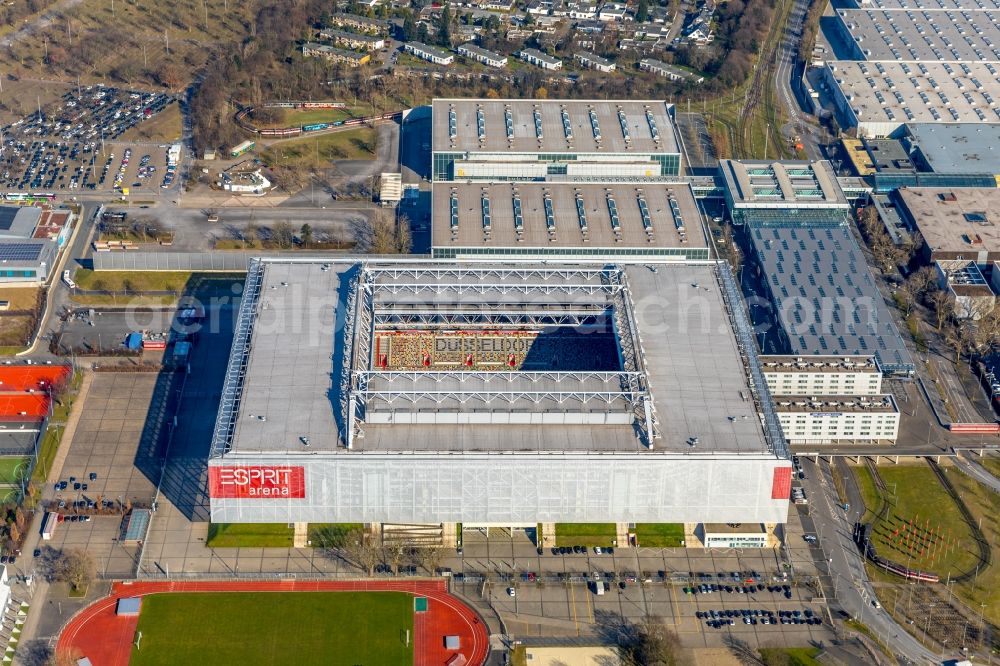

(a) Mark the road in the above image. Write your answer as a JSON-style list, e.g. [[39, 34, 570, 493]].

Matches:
[[773, 0, 823, 160], [801, 457, 943, 665], [953, 451, 1000, 493]]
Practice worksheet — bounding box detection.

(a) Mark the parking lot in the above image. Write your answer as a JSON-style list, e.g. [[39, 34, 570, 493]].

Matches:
[[0, 84, 175, 193], [39, 372, 161, 577]]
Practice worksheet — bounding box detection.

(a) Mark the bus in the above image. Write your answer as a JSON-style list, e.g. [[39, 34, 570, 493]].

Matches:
[[62, 270, 76, 289], [42, 511, 58, 540], [229, 140, 256, 157]]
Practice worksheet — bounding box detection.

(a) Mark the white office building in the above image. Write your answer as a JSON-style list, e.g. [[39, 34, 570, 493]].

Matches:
[[773, 395, 900, 445], [760, 355, 883, 397]]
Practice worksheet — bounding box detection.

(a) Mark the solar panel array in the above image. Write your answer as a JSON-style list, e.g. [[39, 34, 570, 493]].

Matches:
[[0, 242, 44, 261]]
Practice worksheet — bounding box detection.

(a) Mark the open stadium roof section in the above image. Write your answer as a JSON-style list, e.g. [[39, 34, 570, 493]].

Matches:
[[430, 181, 708, 260], [212, 259, 782, 458], [747, 225, 915, 375], [834, 8, 1000, 63], [431, 99, 679, 155], [719, 160, 849, 210]]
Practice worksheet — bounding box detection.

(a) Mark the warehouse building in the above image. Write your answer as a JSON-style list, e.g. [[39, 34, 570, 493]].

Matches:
[[432, 98, 682, 181], [935, 259, 996, 319], [760, 355, 883, 397], [822, 60, 1000, 137], [832, 8, 1000, 63], [894, 187, 1000, 262], [209, 259, 791, 539], [431, 181, 708, 260], [0, 206, 62, 284]]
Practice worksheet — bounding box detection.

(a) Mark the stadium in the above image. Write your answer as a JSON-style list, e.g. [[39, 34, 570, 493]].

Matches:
[[208, 258, 792, 538]]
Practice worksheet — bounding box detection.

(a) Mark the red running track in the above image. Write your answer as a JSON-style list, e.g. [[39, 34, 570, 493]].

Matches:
[[57, 579, 489, 666]]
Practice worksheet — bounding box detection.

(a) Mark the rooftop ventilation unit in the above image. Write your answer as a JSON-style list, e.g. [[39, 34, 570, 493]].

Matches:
[[543, 193, 556, 234], [561, 108, 573, 140], [533, 109, 544, 140], [512, 193, 524, 234], [476, 108, 486, 140], [606, 193, 620, 233], [481, 193, 491, 233], [637, 195, 654, 234], [504, 107, 514, 139], [589, 109, 601, 140], [576, 192, 589, 233], [449, 192, 459, 234], [618, 109, 630, 142], [645, 109, 659, 141], [448, 108, 457, 139]]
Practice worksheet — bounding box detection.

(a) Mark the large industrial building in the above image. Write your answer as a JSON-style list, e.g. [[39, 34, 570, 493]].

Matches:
[[0, 206, 70, 284], [431, 99, 682, 181], [720, 160, 914, 377], [893, 186, 1000, 262], [208, 258, 792, 537]]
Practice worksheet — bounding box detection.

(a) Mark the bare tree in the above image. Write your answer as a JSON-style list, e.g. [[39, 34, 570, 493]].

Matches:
[[617, 616, 688, 666], [395, 213, 412, 254], [340, 528, 382, 576], [52, 548, 95, 592], [930, 289, 954, 331], [893, 282, 916, 317], [273, 221, 295, 249], [382, 539, 409, 575], [722, 635, 765, 665]]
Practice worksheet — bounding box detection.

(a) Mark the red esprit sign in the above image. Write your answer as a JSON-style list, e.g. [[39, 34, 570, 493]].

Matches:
[[209, 466, 305, 499], [771, 467, 793, 500]]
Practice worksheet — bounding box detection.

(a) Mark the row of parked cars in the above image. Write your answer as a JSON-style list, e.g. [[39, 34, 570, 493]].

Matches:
[[699, 608, 822, 628], [684, 583, 795, 599], [550, 546, 616, 555]]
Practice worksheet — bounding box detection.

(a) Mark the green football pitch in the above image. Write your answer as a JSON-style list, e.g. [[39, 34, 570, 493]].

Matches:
[[130, 592, 414, 666]]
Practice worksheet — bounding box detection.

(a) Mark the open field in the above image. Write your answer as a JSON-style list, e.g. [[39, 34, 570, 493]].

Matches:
[[977, 453, 1000, 481], [636, 523, 685, 547], [0, 79, 72, 125], [852, 462, 980, 578], [72, 269, 193, 292], [120, 103, 183, 142], [759, 647, 821, 666], [554, 523, 617, 547], [0, 288, 41, 311], [0, 316, 33, 347], [130, 592, 414, 666], [261, 127, 378, 166], [947, 465, 1000, 625], [0, 457, 30, 484], [254, 104, 377, 129], [0, 0, 255, 89]]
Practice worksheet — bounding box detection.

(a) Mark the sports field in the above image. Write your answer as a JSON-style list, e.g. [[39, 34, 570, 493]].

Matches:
[[0, 456, 29, 484], [130, 591, 413, 666]]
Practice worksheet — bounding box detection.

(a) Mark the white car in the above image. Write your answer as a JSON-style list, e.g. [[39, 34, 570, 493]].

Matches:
[[507, 587, 516, 597]]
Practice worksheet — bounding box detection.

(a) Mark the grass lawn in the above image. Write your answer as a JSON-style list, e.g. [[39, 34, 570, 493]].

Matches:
[[946, 465, 1000, 625], [120, 102, 183, 142], [554, 523, 617, 547], [307, 523, 364, 548], [255, 104, 376, 129], [0, 316, 32, 347], [0, 486, 20, 504], [850, 462, 980, 577], [262, 127, 378, 166], [31, 426, 61, 485], [71, 269, 193, 293], [635, 523, 684, 547], [0, 288, 40, 311], [130, 591, 413, 666], [759, 647, 821, 666], [976, 453, 1000, 481], [0, 457, 30, 484], [206, 523, 294, 548]]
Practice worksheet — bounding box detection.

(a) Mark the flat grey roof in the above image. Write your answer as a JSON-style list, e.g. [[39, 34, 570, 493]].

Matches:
[[836, 8, 1000, 62], [0, 206, 40, 239], [432, 98, 679, 155], [457, 43, 506, 62], [854, 0, 1000, 11], [225, 260, 773, 457], [862, 138, 915, 172], [719, 160, 849, 207], [748, 225, 914, 372], [431, 181, 705, 251], [760, 355, 880, 372], [904, 123, 1000, 173], [827, 60, 1000, 125], [772, 395, 898, 413], [895, 187, 1000, 254]]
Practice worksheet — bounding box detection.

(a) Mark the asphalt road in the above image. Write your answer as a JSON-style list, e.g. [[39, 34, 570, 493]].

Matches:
[[802, 457, 942, 665], [774, 0, 823, 161]]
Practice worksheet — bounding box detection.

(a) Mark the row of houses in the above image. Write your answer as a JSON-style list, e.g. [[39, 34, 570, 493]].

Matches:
[[302, 43, 372, 67]]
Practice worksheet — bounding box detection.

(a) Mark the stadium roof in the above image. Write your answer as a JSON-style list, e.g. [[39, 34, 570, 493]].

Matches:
[[215, 259, 780, 459], [835, 8, 1000, 62], [430, 181, 705, 253], [894, 187, 1000, 256], [719, 160, 848, 208], [747, 224, 915, 374], [432, 99, 679, 155], [903, 123, 1000, 174]]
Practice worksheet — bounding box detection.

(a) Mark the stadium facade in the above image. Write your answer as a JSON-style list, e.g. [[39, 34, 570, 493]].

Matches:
[[208, 258, 792, 535]]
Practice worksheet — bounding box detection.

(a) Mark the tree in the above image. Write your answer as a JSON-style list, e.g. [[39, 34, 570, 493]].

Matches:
[[340, 528, 382, 576], [273, 221, 295, 248], [618, 616, 687, 666], [395, 214, 412, 254], [402, 13, 416, 41], [722, 635, 764, 665], [52, 548, 95, 592], [300, 223, 313, 245], [437, 5, 452, 46], [636, 0, 650, 22], [930, 289, 954, 331], [382, 539, 409, 574]]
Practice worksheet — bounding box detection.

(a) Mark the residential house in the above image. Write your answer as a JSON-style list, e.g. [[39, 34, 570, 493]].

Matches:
[[518, 47, 563, 69], [575, 50, 615, 72]]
